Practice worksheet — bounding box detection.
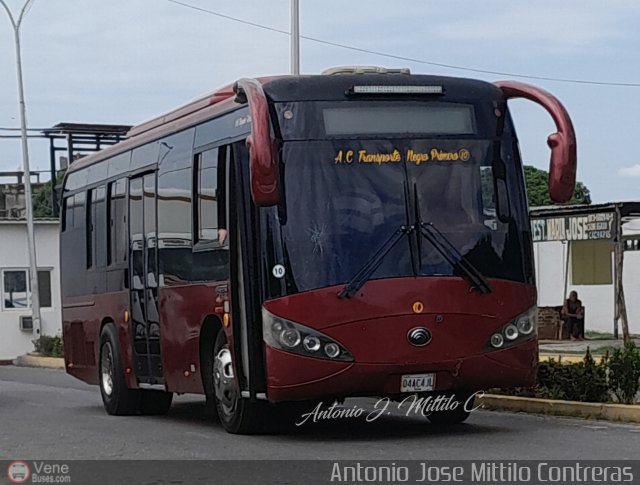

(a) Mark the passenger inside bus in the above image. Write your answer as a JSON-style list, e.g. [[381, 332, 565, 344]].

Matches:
[[216, 148, 228, 246]]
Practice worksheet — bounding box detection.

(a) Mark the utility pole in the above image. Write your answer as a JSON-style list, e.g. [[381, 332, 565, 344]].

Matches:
[[290, 0, 300, 74], [1, 0, 41, 339]]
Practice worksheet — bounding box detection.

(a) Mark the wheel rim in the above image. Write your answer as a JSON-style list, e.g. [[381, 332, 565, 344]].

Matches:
[[100, 342, 115, 397], [213, 345, 238, 416]]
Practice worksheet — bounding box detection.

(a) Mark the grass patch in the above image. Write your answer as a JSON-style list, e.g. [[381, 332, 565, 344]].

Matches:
[[585, 331, 617, 340]]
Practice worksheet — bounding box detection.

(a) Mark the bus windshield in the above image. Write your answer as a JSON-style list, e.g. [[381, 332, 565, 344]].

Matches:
[[261, 108, 532, 297]]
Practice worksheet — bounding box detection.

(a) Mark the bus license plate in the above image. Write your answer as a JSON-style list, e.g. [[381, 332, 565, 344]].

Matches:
[[401, 373, 435, 392]]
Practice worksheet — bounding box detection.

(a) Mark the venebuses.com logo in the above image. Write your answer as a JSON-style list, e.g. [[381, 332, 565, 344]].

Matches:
[[6, 461, 71, 483], [7, 461, 30, 484]]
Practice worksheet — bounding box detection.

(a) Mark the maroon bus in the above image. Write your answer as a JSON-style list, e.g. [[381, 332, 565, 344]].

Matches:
[[61, 67, 576, 433]]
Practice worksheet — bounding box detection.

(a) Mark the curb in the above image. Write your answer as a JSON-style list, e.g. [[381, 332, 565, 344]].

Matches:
[[479, 394, 640, 424], [14, 353, 65, 369]]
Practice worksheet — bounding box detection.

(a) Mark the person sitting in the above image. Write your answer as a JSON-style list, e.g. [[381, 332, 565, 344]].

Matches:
[[561, 290, 584, 340]]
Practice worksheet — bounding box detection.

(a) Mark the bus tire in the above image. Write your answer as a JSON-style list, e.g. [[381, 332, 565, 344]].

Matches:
[[212, 329, 265, 434], [426, 394, 473, 425], [139, 390, 173, 415], [99, 323, 140, 415], [271, 401, 319, 429]]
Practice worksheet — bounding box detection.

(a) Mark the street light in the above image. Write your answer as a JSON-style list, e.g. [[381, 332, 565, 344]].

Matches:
[[1, 0, 41, 339], [290, 0, 299, 74]]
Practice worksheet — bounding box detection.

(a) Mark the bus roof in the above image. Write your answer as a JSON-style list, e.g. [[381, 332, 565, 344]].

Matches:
[[65, 72, 501, 177], [261, 73, 501, 102]]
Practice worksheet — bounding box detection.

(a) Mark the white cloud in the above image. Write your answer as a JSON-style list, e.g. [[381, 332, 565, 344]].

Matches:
[[618, 165, 640, 177]]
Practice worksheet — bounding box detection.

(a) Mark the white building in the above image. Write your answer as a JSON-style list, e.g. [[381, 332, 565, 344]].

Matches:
[[0, 219, 61, 361], [532, 202, 640, 335]]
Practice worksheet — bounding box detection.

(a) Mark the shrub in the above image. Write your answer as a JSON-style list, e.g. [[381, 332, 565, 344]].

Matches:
[[608, 341, 640, 404], [493, 349, 609, 403], [33, 334, 64, 358], [535, 351, 609, 403]]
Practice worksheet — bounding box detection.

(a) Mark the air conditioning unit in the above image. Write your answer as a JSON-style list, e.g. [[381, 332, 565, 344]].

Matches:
[[19, 315, 33, 332], [322, 66, 411, 75]]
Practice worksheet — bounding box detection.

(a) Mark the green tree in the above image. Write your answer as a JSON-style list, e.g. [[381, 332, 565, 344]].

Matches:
[[524, 165, 591, 207], [32, 171, 65, 218]]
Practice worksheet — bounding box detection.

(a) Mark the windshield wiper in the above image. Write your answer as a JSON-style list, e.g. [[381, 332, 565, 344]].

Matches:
[[419, 222, 493, 294], [338, 225, 414, 299]]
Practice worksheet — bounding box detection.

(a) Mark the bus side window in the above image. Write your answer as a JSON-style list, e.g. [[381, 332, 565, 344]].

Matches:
[[195, 147, 220, 243], [87, 189, 94, 268], [87, 186, 107, 269], [108, 179, 128, 266], [192, 145, 229, 282], [63, 196, 74, 231], [61, 192, 86, 296], [73, 192, 86, 231]]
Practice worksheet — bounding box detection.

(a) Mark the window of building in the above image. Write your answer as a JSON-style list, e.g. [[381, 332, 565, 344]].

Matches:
[[1, 269, 52, 309], [38, 270, 52, 308], [2, 270, 27, 309], [570, 240, 613, 285], [625, 238, 640, 251]]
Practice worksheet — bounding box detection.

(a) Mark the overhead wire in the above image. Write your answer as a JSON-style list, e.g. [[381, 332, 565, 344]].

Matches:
[[166, 0, 640, 87]]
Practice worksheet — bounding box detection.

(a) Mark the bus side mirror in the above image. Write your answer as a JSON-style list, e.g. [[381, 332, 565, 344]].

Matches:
[[234, 78, 280, 206], [494, 80, 577, 203]]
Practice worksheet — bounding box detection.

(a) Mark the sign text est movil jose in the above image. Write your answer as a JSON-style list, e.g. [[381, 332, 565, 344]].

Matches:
[[531, 212, 616, 242]]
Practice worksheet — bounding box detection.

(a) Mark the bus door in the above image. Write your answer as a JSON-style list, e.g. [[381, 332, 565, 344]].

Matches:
[[229, 142, 266, 400], [128, 173, 165, 386]]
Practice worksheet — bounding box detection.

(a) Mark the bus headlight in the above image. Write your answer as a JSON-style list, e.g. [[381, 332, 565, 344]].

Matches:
[[280, 328, 301, 348], [303, 335, 321, 352], [490, 333, 504, 348], [262, 308, 353, 362], [487, 307, 537, 350], [324, 343, 341, 358], [517, 314, 535, 335], [504, 324, 519, 341]]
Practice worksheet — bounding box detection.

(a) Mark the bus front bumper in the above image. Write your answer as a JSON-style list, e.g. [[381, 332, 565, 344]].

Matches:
[[264, 338, 537, 402]]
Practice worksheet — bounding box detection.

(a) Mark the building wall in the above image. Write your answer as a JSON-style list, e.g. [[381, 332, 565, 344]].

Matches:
[[624, 250, 640, 333], [0, 222, 61, 360], [534, 239, 639, 334], [0, 183, 45, 219]]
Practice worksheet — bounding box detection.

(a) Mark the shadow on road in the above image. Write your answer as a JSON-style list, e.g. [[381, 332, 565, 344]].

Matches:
[[159, 398, 509, 441]]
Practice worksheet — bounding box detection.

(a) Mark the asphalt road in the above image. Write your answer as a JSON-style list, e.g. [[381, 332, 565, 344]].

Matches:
[[2, 365, 640, 461]]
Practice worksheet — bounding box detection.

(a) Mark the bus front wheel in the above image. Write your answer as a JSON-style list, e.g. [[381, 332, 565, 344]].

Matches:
[[99, 324, 140, 415], [211, 329, 265, 434], [139, 390, 173, 415], [426, 393, 473, 425]]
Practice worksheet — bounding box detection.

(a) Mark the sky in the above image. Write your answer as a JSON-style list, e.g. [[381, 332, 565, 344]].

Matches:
[[1, 0, 639, 203]]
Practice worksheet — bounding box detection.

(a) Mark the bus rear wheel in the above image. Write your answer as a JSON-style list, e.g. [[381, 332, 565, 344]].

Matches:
[[212, 329, 265, 434], [99, 324, 140, 415]]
